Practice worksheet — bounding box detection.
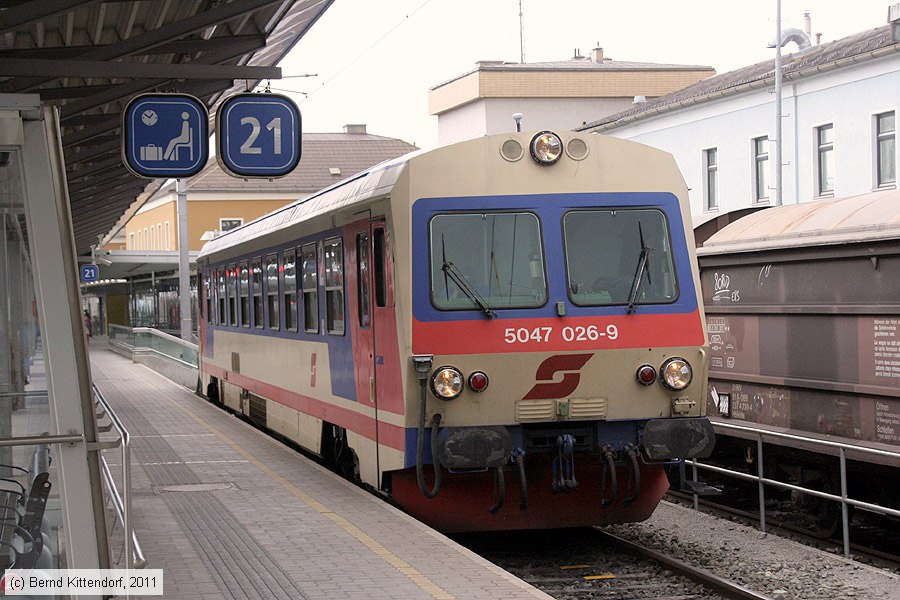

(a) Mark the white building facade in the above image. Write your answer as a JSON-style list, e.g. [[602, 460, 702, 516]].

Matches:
[[581, 22, 900, 228]]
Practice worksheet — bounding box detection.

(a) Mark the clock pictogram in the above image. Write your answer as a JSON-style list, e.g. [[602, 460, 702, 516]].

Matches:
[[141, 109, 158, 126]]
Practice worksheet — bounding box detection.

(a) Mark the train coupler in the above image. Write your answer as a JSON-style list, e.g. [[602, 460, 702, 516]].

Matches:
[[621, 443, 642, 507], [598, 445, 617, 508], [551, 434, 578, 494], [512, 448, 527, 510]]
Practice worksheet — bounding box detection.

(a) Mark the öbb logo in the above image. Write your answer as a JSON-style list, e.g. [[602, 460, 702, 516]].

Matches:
[[523, 354, 593, 400]]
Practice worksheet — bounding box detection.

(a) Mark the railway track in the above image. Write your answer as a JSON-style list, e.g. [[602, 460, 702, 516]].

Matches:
[[452, 527, 770, 600]]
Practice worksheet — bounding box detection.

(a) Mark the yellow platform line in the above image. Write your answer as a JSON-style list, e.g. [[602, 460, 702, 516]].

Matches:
[[171, 400, 456, 600]]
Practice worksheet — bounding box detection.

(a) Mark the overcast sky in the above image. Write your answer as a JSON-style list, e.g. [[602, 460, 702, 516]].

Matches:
[[274, 0, 896, 149]]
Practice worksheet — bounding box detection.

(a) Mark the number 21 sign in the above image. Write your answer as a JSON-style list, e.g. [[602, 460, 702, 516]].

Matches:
[[216, 93, 301, 178]]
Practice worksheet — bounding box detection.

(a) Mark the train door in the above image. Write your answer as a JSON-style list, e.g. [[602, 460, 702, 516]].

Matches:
[[351, 219, 402, 488]]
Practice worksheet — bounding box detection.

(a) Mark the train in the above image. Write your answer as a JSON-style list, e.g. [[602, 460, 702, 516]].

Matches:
[[196, 130, 715, 532], [695, 189, 900, 533]]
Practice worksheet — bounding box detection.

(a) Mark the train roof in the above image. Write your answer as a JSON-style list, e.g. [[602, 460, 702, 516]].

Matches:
[[697, 188, 900, 256], [197, 147, 426, 261]]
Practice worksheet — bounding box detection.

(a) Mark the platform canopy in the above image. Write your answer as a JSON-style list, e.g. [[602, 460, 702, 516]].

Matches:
[[0, 0, 333, 256]]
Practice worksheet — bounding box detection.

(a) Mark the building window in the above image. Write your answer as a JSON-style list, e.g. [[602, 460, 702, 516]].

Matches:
[[150, 225, 155, 249], [157, 223, 162, 249], [251, 258, 263, 328], [137, 230, 142, 249], [816, 124, 834, 195], [301, 243, 319, 333], [703, 148, 718, 210], [239, 261, 250, 328], [753, 136, 769, 202], [144, 228, 149, 248], [165, 221, 171, 250], [283, 249, 298, 332], [324, 238, 344, 335], [876, 111, 896, 188], [266, 254, 280, 330], [129, 233, 134, 249], [220, 218, 243, 233]]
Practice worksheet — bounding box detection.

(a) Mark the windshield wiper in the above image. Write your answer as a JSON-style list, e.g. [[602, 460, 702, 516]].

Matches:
[[625, 221, 653, 314], [442, 260, 496, 318]]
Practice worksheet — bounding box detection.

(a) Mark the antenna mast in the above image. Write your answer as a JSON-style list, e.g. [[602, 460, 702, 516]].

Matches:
[[519, 0, 525, 63]]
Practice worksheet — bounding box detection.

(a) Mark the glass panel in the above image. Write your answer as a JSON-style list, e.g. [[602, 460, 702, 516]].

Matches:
[[0, 149, 66, 569], [324, 239, 344, 335], [251, 258, 263, 328], [563, 209, 678, 306], [283, 249, 297, 332], [877, 113, 896, 186], [357, 233, 370, 328], [227, 264, 237, 326], [217, 270, 226, 325], [301, 244, 318, 333], [266, 254, 279, 330], [239, 261, 249, 328], [430, 213, 546, 310], [373, 228, 387, 308]]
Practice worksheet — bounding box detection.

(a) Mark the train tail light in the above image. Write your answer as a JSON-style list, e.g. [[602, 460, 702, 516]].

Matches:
[[636, 365, 656, 386], [468, 371, 489, 393]]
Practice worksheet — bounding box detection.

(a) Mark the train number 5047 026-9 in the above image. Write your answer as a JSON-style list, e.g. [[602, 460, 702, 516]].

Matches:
[[503, 324, 619, 344]]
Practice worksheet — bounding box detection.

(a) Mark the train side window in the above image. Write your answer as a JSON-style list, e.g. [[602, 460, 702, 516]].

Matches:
[[357, 232, 370, 328], [266, 253, 280, 330], [284, 249, 298, 332], [217, 269, 226, 325], [324, 238, 345, 335], [239, 261, 250, 328], [227, 263, 238, 326], [251, 258, 263, 328], [301, 243, 319, 333], [373, 228, 386, 308], [204, 271, 212, 324]]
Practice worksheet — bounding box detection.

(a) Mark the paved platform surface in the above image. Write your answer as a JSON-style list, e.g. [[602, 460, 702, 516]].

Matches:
[[89, 343, 551, 600]]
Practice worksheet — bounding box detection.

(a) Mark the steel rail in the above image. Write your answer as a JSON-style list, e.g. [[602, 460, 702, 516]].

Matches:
[[597, 529, 774, 600]]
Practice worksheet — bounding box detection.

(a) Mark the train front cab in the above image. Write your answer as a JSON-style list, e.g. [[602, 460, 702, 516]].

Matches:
[[387, 132, 715, 531]]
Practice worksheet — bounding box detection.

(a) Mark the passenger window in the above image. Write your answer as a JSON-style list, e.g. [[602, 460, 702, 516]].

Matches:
[[283, 249, 298, 332], [301, 243, 319, 333], [357, 233, 370, 328], [324, 238, 344, 335], [251, 258, 263, 328], [266, 254, 280, 330], [373, 228, 386, 308], [217, 269, 226, 325], [204, 271, 212, 323], [239, 261, 250, 328], [227, 263, 238, 326]]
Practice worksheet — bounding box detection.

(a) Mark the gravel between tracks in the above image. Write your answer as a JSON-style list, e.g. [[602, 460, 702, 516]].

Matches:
[[605, 500, 899, 599]]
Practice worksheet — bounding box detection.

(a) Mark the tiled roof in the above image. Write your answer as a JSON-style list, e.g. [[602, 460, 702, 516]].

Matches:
[[579, 25, 900, 131], [181, 132, 417, 194]]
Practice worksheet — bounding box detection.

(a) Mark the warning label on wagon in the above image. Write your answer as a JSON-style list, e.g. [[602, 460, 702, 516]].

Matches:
[[873, 319, 900, 380]]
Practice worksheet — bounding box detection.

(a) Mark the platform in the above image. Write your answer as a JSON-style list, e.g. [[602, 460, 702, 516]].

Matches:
[[88, 341, 550, 600]]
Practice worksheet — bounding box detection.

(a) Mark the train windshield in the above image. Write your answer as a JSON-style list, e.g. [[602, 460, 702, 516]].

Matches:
[[563, 209, 678, 307], [430, 212, 547, 311]]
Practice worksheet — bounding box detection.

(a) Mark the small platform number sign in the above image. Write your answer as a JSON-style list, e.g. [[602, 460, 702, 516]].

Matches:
[[80, 264, 99, 283], [122, 93, 209, 178], [216, 93, 301, 179]]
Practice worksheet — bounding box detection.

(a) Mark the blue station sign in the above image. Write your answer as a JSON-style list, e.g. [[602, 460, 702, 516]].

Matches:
[[80, 264, 99, 283], [216, 93, 301, 178], [122, 93, 209, 178]]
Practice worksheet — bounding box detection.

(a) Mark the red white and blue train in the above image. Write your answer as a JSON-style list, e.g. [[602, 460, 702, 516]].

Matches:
[[197, 131, 715, 531]]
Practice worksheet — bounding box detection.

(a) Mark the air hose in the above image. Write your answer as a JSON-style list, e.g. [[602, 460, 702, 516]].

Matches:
[[416, 376, 442, 498]]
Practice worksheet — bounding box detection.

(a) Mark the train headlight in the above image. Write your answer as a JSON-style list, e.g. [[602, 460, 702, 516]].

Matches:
[[529, 131, 563, 165], [660, 358, 692, 391], [431, 366, 464, 400]]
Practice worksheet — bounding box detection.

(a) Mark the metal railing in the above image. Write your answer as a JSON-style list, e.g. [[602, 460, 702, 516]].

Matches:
[[109, 324, 198, 368], [93, 384, 145, 569], [684, 421, 900, 559]]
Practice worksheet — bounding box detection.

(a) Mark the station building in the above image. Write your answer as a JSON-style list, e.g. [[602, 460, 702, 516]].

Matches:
[[578, 12, 900, 243]]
